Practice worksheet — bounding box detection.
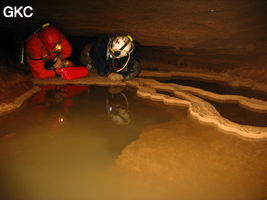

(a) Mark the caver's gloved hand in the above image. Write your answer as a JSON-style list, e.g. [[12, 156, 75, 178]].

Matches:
[[44, 58, 72, 69], [44, 59, 56, 70], [53, 56, 69, 69], [107, 73, 124, 81], [45, 57, 74, 77]]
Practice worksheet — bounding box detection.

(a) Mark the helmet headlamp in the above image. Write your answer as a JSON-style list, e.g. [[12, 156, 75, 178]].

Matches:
[[109, 49, 122, 58], [54, 43, 62, 53]]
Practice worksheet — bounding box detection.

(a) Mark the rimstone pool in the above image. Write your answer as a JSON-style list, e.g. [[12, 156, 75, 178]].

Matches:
[[0, 77, 267, 200]]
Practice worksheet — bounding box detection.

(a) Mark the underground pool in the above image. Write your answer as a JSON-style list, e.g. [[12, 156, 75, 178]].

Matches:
[[0, 84, 267, 200]]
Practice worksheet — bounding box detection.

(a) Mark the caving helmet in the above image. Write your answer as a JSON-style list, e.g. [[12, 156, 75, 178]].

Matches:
[[106, 89, 131, 125], [38, 23, 63, 53], [108, 35, 134, 59], [108, 107, 131, 125]]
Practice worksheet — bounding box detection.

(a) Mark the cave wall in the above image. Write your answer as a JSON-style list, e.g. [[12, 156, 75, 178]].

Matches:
[[2, 0, 266, 50]]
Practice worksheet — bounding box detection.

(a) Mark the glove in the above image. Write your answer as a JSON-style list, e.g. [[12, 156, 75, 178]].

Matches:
[[107, 73, 124, 81], [44, 59, 56, 70]]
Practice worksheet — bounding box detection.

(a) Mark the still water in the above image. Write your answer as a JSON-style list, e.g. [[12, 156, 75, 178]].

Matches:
[[0, 85, 266, 200], [207, 100, 267, 127]]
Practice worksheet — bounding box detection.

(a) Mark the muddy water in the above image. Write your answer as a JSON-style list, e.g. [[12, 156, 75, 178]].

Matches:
[[0, 85, 267, 200], [0, 85, 171, 200], [116, 108, 267, 200]]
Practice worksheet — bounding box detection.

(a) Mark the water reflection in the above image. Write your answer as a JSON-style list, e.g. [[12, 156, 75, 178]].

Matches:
[[106, 87, 131, 125], [32, 85, 88, 133], [0, 85, 173, 200], [35, 85, 132, 127]]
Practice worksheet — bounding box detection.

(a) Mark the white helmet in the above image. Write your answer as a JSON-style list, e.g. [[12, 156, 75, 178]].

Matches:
[[108, 107, 131, 125], [108, 35, 134, 59], [106, 91, 131, 125]]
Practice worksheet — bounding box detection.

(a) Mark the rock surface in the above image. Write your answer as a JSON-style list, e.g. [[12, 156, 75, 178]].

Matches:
[[10, 0, 267, 49]]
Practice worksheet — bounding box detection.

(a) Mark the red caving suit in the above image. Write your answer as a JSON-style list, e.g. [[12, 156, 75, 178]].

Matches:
[[25, 31, 88, 80]]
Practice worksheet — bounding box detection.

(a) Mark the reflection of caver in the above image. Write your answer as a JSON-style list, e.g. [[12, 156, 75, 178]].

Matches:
[[33, 85, 88, 132], [25, 23, 88, 80], [80, 35, 141, 81], [106, 87, 131, 125]]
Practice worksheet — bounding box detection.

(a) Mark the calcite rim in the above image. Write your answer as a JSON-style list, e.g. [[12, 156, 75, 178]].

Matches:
[[1, 72, 267, 140]]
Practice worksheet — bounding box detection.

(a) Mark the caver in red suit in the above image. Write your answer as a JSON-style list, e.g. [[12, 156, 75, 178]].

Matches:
[[25, 24, 88, 80]]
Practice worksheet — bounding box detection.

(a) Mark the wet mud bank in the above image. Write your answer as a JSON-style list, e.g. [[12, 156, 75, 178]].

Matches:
[[0, 74, 33, 104], [0, 67, 36, 116]]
